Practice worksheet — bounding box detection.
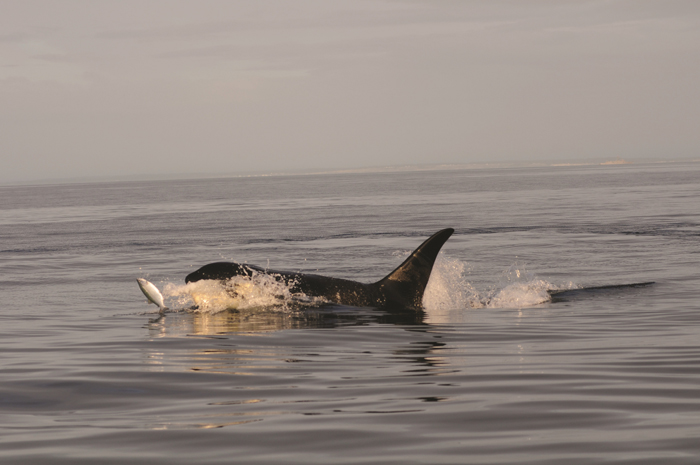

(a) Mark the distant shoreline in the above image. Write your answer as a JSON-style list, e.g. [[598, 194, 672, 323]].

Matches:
[[2, 157, 698, 188]]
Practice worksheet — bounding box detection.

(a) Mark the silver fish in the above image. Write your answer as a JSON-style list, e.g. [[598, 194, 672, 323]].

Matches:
[[137, 278, 168, 311]]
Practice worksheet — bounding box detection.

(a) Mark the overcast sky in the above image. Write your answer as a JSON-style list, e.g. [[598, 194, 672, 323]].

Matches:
[[1, 0, 699, 183]]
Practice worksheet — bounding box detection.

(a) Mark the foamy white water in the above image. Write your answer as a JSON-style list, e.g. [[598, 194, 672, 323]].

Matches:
[[162, 272, 322, 313]]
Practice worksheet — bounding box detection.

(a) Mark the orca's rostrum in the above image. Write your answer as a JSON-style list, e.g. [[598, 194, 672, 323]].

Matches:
[[185, 228, 454, 311]]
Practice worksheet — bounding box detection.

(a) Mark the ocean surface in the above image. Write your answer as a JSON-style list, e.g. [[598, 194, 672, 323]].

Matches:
[[1, 162, 699, 464]]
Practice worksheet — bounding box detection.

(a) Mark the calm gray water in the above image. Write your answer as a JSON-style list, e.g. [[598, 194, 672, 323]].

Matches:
[[2, 163, 699, 464]]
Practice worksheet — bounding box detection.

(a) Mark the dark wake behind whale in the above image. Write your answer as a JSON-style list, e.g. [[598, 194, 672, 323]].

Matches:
[[547, 282, 655, 303], [185, 228, 454, 311]]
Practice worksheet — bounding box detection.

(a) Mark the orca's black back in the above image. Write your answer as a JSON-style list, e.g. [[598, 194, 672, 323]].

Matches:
[[185, 262, 264, 283]]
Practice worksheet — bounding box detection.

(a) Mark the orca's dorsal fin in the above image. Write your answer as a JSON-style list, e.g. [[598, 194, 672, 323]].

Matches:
[[375, 228, 454, 310]]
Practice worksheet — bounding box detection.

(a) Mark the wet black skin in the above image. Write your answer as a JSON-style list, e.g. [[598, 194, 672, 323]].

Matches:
[[185, 228, 454, 311]]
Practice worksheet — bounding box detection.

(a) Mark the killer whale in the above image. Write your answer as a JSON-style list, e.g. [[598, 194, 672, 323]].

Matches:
[[185, 228, 454, 311]]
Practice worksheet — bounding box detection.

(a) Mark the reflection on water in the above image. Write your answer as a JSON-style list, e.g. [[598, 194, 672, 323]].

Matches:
[[143, 307, 449, 379], [137, 306, 456, 431], [148, 305, 427, 338]]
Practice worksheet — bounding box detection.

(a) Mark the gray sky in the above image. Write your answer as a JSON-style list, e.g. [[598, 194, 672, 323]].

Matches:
[[1, 0, 699, 183]]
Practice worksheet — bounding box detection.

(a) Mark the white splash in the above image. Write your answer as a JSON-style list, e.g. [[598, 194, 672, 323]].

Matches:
[[423, 255, 578, 311], [423, 254, 484, 310], [163, 271, 320, 314], [485, 264, 552, 308]]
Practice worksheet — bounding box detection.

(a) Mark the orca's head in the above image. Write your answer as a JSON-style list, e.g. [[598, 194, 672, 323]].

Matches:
[[185, 262, 252, 283]]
